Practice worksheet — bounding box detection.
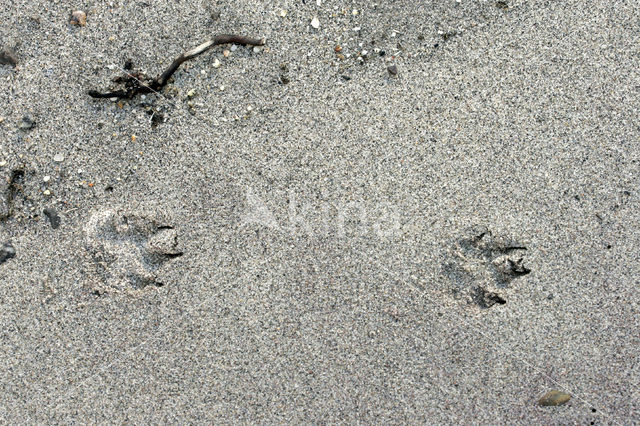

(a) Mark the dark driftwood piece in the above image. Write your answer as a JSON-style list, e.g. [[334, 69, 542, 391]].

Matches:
[[88, 34, 265, 99]]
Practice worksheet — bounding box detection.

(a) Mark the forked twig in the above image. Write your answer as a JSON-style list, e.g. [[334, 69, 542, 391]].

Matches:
[[88, 34, 265, 99]]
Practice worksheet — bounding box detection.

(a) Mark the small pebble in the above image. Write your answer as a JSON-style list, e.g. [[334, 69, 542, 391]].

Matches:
[[219, 85, 225, 91], [279, 10, 288, 17], [253, 46, 262, 54], [70, 10, 87, 26], [18, 116, 36, 131], [43, 207, 61, 229], [387, 65, 398, 76], [43, 189, 51, 196], [53, 153, 65, 162], [0, 242, 16, 265], [0, 48, 18, 67], [230, 44, 238, 52], [223, 49, 230, 57], [538, 390, 571, 406], [187, 89, 196, 98], [43, 176, 50, 182], [212, 58, 221, 68], [311, 17, 320, 29], [0, 160, 6, 167]]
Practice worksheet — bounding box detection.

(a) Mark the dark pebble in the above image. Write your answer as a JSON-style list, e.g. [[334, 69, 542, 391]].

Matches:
[[341, 75, 352, 81], [387, 65, 398, 76], [18, 115, 36, 131], [0, 48, 18, 67], [0, 242, 16, 264], [43, 207, 61, 229]]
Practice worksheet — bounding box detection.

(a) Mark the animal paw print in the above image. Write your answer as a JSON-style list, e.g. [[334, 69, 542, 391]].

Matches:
[[84, 209, 183, 292], [444, 226, 531, 308]]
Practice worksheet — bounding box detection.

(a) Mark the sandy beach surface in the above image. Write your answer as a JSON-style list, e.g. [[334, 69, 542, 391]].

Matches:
[[1, 0, 638, 423]]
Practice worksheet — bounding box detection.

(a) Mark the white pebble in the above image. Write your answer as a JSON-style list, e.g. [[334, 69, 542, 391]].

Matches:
[[212, 58, 221, 68], [230, 44, 238, 52], [253, 46, 262, 53], [43, 190, 51, 196], [43, 176, 51, 182], [353, 27, 361, 32], [200, 70, 206, 75], [311, 17, 320, 29], [279, 10, 287, 17], [53, 153, 65, 162], [0, 160, 6, 167], [219, 85, 225, 91]]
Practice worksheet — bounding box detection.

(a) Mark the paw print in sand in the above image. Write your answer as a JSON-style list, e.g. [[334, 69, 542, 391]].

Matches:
[[84, 209, 183, 293], [443, 226, 531, 308]]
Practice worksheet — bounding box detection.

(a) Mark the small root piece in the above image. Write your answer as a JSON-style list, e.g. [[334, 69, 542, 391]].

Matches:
[[88, 34, 265, 99]]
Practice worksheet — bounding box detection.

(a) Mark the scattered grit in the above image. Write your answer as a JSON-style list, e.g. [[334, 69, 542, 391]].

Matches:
[[0, 0, 638, 423]]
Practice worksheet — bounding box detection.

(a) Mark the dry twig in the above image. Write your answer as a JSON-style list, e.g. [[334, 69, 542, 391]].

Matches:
[[88, 34, 265, 99]]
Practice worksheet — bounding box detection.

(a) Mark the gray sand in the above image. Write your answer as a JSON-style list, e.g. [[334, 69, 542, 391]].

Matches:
[[1, 0, 639, 423]]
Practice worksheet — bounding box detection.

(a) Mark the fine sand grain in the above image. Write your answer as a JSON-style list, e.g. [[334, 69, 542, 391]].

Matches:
[[0, 0, 638, 423]]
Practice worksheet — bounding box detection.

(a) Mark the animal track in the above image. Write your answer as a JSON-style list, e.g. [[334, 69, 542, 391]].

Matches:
[[443, 226, 531, 308], [84, 209, 183, 293]]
